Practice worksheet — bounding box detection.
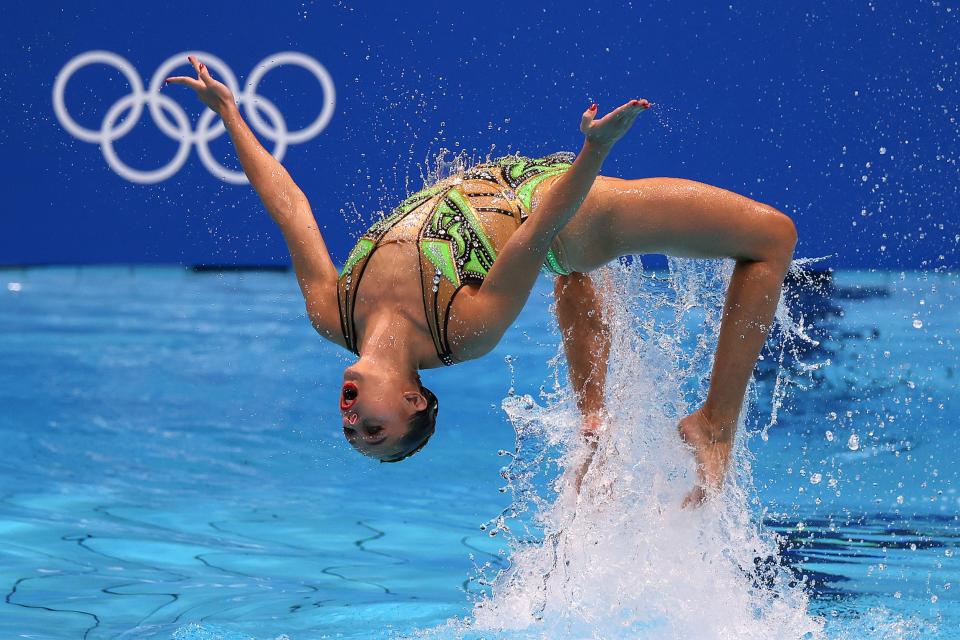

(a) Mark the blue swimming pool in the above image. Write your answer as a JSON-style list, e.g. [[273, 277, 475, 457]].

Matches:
[[1, 266, 957, 639]]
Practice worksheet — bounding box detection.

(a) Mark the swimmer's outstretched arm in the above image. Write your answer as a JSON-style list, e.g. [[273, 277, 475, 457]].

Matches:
[[167, 56, 344, 345], [451, 99, 649, 354]]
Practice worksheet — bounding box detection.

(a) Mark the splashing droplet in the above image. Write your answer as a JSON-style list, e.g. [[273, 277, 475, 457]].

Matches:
[[847, 433, 860, 451]]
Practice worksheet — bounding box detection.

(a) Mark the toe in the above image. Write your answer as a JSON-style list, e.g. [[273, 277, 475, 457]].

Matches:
[[682, 485, 707, 509]]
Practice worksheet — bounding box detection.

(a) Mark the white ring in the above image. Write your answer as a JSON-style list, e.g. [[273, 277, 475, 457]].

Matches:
[[53, 51, 144, 143], [52, 50, 335, 184], [100, 93, 193, 184], [243, 51, 336, 145]]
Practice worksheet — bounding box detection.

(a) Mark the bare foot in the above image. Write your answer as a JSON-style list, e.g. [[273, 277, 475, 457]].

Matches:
[[678, 408, 735, 508], [572, 440, 597, 495], [573, 413, 604, 494]]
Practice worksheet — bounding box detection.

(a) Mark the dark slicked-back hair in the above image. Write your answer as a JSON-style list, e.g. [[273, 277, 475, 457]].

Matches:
[[380, 385, 438, 463]]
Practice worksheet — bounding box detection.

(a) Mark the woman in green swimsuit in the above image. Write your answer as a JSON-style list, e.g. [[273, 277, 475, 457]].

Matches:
[[169, 57, 797, 506]]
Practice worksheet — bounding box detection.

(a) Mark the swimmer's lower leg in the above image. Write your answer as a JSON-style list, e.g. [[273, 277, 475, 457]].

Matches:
[[554, 273, 610, 494], [702, 251, 795, 437], [679, 252, 793, 507], [554, 273, 610, 433]]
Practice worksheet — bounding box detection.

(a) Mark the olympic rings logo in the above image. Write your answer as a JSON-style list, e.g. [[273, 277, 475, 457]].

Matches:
[[52, 50, 335, 184]]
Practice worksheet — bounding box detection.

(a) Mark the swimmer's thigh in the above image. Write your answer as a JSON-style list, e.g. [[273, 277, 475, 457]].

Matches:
[[558, 177, 794, 272]]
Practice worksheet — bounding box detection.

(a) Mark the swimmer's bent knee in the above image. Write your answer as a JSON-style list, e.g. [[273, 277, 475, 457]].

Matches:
[[754, 204, 798, 263], [771, 209, 798, 257]]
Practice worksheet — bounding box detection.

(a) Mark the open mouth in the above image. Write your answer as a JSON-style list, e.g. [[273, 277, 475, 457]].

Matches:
[[341, 381, 358, 411]]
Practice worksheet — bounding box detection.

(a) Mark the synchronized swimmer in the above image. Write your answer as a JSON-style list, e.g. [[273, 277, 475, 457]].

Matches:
[[169, 55, 797, 505]]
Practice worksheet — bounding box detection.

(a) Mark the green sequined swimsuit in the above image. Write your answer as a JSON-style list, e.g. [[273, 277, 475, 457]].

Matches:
[[337, 153, 574, 366]]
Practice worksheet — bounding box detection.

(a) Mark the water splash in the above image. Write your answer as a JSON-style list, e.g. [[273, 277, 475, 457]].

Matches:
[[418, 147, 477, 187], [415, 147, 576, 193], [421, 257, 845, 639]]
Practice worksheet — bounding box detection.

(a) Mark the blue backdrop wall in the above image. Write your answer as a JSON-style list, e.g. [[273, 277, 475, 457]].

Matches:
[[2, 1, 957, 269]]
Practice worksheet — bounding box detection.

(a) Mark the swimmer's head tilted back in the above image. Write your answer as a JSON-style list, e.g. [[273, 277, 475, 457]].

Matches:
[[340, 362, 438, 462], [380, 385, 437, 463]]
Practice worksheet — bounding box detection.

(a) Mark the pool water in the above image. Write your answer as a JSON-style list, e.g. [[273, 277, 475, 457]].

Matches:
[[0, 266, 957, 639]]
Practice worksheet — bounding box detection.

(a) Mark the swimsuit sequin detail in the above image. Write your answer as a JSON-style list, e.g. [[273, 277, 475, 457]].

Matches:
[[337, 153, 573, 366]]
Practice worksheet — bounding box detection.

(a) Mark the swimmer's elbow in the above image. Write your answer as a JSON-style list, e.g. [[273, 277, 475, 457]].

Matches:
[[269, 190, 312, 224]]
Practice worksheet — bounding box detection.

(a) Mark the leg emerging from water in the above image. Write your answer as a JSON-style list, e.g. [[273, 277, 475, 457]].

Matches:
[[678, 251, 793, 506], [558, 177, 797, 505], [554, 272, 610, 492]]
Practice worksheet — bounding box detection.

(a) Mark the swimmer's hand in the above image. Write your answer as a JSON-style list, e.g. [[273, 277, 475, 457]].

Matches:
[[165, 56, 236, 116], [579, 99, 650, 148]]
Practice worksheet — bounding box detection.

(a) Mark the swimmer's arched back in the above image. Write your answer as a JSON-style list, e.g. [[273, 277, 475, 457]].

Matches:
[[169, 57, 797, 507]]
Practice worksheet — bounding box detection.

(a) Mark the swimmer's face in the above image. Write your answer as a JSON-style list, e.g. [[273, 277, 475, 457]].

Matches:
[[340, 366, 427, 461]]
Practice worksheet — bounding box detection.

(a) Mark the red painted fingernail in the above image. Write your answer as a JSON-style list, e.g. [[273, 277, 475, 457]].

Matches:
[[590, 103, 597, 110]]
